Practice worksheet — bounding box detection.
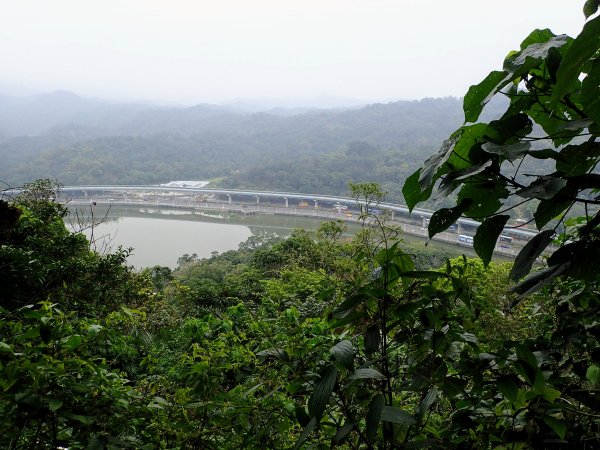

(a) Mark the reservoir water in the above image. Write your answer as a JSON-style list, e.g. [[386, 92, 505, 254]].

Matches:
[[68, 204, 477, 269], [68, 205, 340, 268], [84, 216, 253, 268]]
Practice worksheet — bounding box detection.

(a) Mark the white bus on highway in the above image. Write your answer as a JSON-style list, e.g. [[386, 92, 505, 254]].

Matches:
[[457, 234, 474, 246]]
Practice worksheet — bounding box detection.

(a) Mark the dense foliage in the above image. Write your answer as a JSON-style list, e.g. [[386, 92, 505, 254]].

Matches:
[[2, 176, 598, 448], [404, 8, 600, 286], [0, 180, 458, 448]]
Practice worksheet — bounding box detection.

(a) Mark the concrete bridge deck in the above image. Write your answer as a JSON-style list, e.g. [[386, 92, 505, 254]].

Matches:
[[61, 184, 536, 258]]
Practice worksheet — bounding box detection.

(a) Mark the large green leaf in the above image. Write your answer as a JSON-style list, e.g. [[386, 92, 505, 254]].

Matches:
[[437, 161, 492, 199], [392, 252, 415, 274], [546, 46, 562, 81], [481, 141, 531, 162], [515, 176, 568, 200], [587, 364, 600, 385], [514, 345, 545, 391], [294, 416, 317, 450], [502, 33, 569, 85], [556, 141, 600, 176], [528, 100, 580, 147], [416, 387, 438, 420], [418, 124, 492, 193], [584, 0, 600, 18], [364, 325, 380, 356], [457, 179, 509, 219], [308, 365, 337, 419], [510, 262, 570, 297], [489, 113, 533, 142], [445, 123, 493, 170], [582, 58, 600, 126], [510, 229, 556, 281], [556, 118, 594, 131], [61, 334, 83, 351], [380, 406, 417, 426], [519, 28, 559, 50], [418, 131, 463, 191], [515, 345, 538, 370], [333, 294, 368, 319], [428, 199, 472, 238], [330, 340, 354, 371], [567, 173, 600, 190], [534, 187, 576, 229], [544, 416, 567, 441], [440, 377, 468, 398], [366, 394, 384, 442], [332, 422, 354, 445], [65, 413, 95, 425], [403, 170, 434, 212], [553, 15, 600, 103], [463, 70, 508, 123], [528, 149, 559, 160], [502, 91, 537, 119], [349, 368, 385, 381], [374, 242, 400, 267], [473, 215, 510, 266], [48, 399, 63, 412], [548, 240, 600, 280], [578, 210, 600, 238], [505, 33, 568, 71], [497, 375, 520, 403]]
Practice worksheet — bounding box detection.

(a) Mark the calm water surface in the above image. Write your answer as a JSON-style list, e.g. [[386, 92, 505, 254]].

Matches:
[[69, 206, 331, 268], [87, 216, 253, 268], [69, 205, 472, 269]]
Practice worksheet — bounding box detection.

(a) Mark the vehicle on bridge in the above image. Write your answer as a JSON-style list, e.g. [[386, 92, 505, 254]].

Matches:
[[457, 234, 474, 246]]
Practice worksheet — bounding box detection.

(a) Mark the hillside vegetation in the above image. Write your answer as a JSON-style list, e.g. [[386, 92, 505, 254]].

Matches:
[[0, 96, 467, 202], [1, 178, 598, 448]]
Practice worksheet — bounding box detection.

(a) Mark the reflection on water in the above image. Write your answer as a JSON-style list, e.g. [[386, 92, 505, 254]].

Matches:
[[67, 205, 331, 269], [67, 204, 471, 270], [80, 216, 253, 269]]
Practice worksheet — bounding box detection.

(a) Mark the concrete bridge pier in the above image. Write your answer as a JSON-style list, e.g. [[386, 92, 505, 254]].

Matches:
[[284, 197, 288, 208], [313, 200, 318, 208], [255, 196, 260, 204], [227, 194, 232, 204]]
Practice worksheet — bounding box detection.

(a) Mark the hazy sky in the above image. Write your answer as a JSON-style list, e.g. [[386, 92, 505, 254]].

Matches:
[[0, 1, 585, 106]]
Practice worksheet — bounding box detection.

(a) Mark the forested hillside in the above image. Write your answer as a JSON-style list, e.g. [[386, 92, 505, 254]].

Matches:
[[0, 95, 466, 201]]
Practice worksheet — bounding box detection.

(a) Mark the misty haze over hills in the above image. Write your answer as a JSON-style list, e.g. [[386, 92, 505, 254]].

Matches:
[[0, 90, 501, 203], [0, 89, 374, 139]]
